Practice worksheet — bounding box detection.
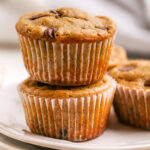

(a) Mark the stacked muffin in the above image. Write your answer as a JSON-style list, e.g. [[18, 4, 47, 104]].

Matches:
[[16, 7, 117, 141]]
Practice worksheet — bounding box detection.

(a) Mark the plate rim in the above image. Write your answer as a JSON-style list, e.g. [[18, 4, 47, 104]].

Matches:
[[1, 123, 150, 150]]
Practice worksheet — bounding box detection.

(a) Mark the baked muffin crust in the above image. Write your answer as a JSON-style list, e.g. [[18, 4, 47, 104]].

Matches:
[[109, 45, 127, 69], [109, 60, 150, 90], [16, 7, 116, 42], [19, 75, 114, 98]]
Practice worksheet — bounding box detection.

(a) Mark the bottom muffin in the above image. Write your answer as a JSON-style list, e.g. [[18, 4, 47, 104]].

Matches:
[[109, 60, 150, 129], [18, 75, 116, 141]]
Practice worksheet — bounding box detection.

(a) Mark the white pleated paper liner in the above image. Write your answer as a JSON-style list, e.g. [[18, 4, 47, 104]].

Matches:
[[18, 34, 113, 86], [18, 78, 116, 141], [114, 84, 150, 129]]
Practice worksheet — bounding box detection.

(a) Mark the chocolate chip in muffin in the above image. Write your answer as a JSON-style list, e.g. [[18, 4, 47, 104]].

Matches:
[[50, 10, 62, 17], [119, 65, 135, 72], [30, 14, 49, 20], [60, 129, 67, 137], [144, 78, 150, 86], [45, 27, 58, 38]]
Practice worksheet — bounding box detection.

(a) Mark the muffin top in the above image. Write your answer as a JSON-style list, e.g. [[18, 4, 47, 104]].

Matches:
[[109, 60, 150, 90], [18, 75, 115, 98], [108, 45, 127, 69], [16, 7, 116, 42]]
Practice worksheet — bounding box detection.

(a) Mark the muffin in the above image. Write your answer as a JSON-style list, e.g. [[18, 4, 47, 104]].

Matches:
[[16, 7, 116, 86], [18, 75, 116, 141], [108, 45, 127, 70], [109, 60, 150, 129]]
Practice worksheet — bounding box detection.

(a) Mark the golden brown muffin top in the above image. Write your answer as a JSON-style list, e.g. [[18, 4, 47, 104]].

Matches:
[[109, 60, 150, 90], [18, 75, 115, 98], [108, 45, 127, 69], [15, 7, 116, 42]]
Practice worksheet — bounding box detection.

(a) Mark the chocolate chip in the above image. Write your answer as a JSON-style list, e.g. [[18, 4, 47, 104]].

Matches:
[[60, 129, 67, 137], [119, 65, 135, 72], [144, 78, 150, 86], [45, 27, 58, 38], [50, 10, 62, 17], [30, 15, 49, 20]]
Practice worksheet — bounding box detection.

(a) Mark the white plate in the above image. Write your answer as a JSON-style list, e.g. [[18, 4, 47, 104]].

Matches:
[[0, 83, 150, 150]]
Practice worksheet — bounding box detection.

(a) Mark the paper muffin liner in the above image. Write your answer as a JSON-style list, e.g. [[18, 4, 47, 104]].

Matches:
[[114, 84, 150, 129], [18, 79, 116, 141], [18, 34, 113, 86]]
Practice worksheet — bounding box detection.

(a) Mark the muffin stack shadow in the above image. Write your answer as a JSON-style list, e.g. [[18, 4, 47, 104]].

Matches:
[[16, 7, 117, 141]]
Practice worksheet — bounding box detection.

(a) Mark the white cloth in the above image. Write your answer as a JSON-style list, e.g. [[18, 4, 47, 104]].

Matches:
[[0, 0, 150, 54]]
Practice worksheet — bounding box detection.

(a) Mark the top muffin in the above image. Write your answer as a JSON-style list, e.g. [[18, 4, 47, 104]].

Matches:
[[16, 7, 116, 42], [109, 60, 150, 90]]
